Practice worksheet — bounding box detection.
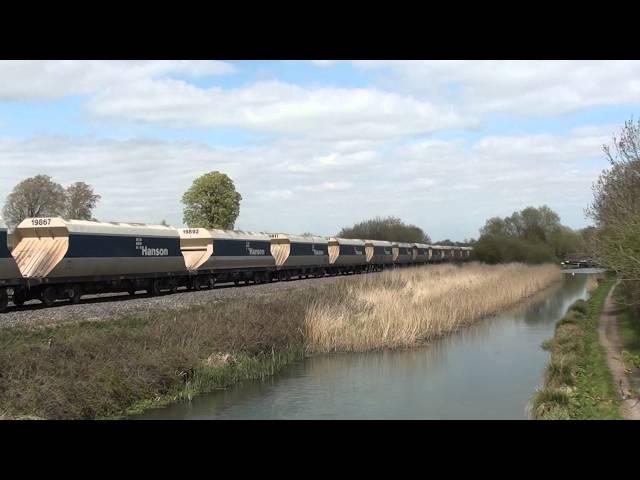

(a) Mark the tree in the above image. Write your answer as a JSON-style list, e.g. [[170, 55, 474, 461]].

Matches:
[[550, 226, 585, 258], [587, 118, 640, 306], [480, 217, 509, 238], [2, 175, 66, 228], [474, 205, 578, 264], [182, 171, 242, 229], [65, 182, 101, 220], [338, 216, 431, 243]]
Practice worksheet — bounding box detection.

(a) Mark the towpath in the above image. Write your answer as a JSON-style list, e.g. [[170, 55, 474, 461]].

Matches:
[[598, 281, 640, 420]]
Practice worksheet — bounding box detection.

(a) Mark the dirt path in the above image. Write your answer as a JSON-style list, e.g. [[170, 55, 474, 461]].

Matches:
[[598, 281, 640, 420]]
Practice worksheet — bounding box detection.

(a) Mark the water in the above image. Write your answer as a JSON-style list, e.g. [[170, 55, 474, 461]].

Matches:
[[136, 274, 592, 420]]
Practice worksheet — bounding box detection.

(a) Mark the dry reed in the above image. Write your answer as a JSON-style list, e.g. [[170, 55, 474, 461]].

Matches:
[[305, 262, 562, 353]]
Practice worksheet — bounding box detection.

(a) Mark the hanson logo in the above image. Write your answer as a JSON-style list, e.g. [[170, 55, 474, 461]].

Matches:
[[136, 238, 169, 257], [246, 241, 266, 256], [311, 246, 324, 256], [354, 248, 363, 255]]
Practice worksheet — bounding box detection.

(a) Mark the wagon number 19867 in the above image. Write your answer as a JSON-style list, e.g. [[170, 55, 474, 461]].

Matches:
[[31, 218, 52, 226]]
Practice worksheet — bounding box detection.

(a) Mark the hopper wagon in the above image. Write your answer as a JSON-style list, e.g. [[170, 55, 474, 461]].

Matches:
[[429, 245, 442, 263], [179, 228, 276, 286], [327, 237, 367, 274], [269, 234, 329, 281], [412, 243, 429, 264], [440, 246, 453, 262], [9, 218, 187, 306], [392, 242, 413, 266], [364, 239, 393, 271]]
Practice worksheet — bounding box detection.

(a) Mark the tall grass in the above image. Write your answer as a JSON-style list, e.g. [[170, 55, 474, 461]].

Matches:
[[305, 262, 562, 352]]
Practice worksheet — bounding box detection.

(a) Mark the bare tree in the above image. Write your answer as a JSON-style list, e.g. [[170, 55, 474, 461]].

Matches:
[[587, 118, 640, 305], [2, 175, 66, 228], [65, 182, 101, 220]]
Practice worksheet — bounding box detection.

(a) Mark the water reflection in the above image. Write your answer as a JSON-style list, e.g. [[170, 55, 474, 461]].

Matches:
[[136, 275, 589, 420]]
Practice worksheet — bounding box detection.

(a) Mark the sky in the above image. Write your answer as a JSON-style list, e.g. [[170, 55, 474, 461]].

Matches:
[[0, 60, 637, 241]]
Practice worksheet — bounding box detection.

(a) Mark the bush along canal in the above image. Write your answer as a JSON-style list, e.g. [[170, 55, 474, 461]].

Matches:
[[135, 271, 593, 420]]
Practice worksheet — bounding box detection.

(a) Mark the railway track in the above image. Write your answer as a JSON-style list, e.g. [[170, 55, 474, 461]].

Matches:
[[0, 271, 378, 330]]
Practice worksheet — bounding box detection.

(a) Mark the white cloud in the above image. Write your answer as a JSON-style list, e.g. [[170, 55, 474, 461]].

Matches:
[[1, 65, 464, 143], [354, 60, 640, 116], [310, 60, 336, 67], [0, 127, 611, 240], [261, 189, 294, 200], [296, 181, 353, 193], [0, 60, 236, 100], [0, 61, 630, 241], [86, 79, 475, 140]]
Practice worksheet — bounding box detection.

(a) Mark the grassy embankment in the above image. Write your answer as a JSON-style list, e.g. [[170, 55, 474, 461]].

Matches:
[[532, 276, 623, 419], [0, 263, 561, 420]]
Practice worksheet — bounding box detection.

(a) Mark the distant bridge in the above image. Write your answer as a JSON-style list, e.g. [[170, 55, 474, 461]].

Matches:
[[561, 253, 599, 269]]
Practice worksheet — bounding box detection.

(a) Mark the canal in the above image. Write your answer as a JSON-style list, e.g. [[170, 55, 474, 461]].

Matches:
[[136, 272, 595, 419]]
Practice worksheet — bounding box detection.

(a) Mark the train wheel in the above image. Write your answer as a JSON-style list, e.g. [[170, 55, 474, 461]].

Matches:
[[69, 284, 82, 304], [0, 289, 7, 312], [12, 289, 26, 306], [150, 280, 162, 296], [42, 287, 57, 307], [123, 280, 136, 296], [169, 280, 178, 294], [208, 275, 216, 289]]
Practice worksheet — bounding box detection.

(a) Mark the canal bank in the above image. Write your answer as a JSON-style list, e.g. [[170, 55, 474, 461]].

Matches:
[[532, 277, 623, 419], [136, 273, 593, 420]]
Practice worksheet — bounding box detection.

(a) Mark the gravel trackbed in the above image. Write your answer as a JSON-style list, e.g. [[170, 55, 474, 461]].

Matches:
[[0, 275, 367, 330]]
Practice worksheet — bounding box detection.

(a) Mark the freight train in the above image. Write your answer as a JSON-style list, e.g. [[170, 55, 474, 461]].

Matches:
[[0, 217, 472, 311]]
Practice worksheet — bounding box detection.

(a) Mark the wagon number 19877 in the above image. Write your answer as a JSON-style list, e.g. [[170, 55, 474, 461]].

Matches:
[[31, 218, 52, 226]]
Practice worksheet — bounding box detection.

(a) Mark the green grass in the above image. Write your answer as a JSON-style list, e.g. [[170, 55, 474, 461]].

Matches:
[[0, 290, 313, 420], [532, 279, 623, 419]]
